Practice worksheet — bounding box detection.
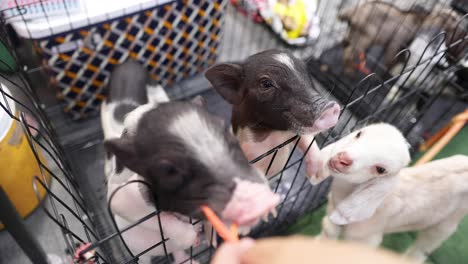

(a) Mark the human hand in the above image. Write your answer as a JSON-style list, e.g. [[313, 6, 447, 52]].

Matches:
[[210, 238, 255, 264]]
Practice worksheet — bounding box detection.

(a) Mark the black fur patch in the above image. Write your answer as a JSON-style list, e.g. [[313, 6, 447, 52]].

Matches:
[[206, 49, 332, 135], [104, 100, 264, 218]]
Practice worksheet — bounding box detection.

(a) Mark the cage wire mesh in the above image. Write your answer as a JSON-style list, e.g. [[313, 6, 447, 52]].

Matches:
[[0, 21, 107, 264], [0, 0, 467, 263]]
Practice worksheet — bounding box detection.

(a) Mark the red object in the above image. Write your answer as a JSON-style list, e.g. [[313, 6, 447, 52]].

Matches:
[[73, 243, 96, 264], [355, 51, 371, 75], [230, 0, 265, 23]]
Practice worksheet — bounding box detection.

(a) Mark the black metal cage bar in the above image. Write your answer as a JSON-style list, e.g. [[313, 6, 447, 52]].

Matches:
[[0, 0, 466, 263]]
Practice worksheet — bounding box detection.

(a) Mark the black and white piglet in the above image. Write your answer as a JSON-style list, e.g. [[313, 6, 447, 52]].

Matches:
[[206, 49, 341, 179], [101, 60, 279, 263]]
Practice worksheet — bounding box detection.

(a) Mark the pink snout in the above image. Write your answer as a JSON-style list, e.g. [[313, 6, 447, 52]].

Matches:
[[314, 102, 341, 131], [221, 179, 280, 227], [328, 152, 353, 173]]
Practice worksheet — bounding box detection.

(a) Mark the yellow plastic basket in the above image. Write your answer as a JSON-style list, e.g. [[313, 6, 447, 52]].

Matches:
[[0, 84, 50, 230]]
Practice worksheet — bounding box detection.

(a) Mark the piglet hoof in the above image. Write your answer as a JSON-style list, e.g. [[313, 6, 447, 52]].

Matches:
[[303, 141, 329, 185], [193, 222, 203, 233], [305, 157, 325, 185], [308, 174, 324, 186]]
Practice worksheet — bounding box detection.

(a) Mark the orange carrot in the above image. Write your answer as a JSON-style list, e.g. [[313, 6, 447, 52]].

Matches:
[[201, 205, 239, 243]]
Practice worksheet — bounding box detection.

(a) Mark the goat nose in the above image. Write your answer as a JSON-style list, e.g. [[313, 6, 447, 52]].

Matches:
[[337, 152, 353, 167]]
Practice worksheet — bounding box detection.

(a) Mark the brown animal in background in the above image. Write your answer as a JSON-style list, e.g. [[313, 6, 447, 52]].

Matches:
[[339, 1, 462, 74]]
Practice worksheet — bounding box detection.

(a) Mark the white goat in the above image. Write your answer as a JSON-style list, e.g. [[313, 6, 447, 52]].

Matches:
[[311, 123, 468, 263]]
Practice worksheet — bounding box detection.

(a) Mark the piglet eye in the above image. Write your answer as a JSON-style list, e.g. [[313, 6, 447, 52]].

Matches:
[[355, 131, 362, 139], [159, 161, 178, 175], [260, 79, 274, 89], [154, 160, 184, 191], [376, 166, 386, 174]]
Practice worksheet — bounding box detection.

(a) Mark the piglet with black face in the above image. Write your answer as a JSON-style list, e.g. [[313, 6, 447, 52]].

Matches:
[[102, 61, 279, 263], [106, 100, 279, 222], [206, 49, 340, 179]]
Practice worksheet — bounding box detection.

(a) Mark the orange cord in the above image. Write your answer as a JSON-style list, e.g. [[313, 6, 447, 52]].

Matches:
[[419, 124, 452, 152], [201, 205, 239, 243], [415, 109, 468, 166]]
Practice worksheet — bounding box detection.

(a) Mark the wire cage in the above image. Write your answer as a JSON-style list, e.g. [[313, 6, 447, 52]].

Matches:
[[0, 0, 467, 263]]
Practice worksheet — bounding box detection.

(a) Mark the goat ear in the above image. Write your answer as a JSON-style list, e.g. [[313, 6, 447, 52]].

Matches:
[[104, 137, 138, 173], [329, 176, 397, 225], [205, 63, 244, 105]]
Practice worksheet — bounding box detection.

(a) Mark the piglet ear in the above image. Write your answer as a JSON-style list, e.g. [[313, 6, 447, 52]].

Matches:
[[191, 95, 207, 108], [104, 137, 138, 173], [329, 176, 397, 225], [205, 63, 244, 105]]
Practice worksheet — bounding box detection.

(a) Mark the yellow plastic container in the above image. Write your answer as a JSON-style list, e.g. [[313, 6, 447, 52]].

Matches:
[[0, 83, 50, 230]]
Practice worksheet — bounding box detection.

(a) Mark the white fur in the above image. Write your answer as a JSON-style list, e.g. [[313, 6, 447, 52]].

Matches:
[[274, 53, 296, 71], [101, 85, 169, 139], [107, 174, 200, 264], [101, 86, 200, 264], [316, 123, 468, 263], [101, 100, 139, 178], [100, 101, 128, 139], [124, 103, 155, 134], [147, 84, 170, 104], [169, 109, 230, 170]]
